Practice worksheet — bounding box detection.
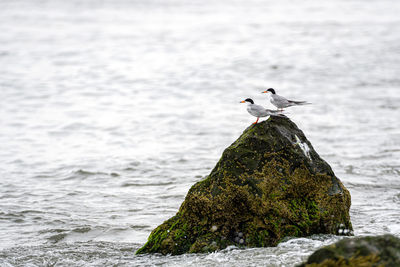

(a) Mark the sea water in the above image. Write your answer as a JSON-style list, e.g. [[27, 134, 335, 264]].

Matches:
[[1, 0, 399, 266]]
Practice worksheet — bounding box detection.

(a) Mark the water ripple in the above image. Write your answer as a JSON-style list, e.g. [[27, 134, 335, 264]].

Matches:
[[1, 0, 400, 266]]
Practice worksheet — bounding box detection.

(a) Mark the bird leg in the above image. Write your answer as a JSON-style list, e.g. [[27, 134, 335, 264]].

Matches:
[[252, 117, 259, 124]]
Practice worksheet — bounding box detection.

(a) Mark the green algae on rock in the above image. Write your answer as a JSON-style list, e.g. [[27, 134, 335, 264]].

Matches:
[[298, 234, 400, 267], [136, 116, 353, 255]]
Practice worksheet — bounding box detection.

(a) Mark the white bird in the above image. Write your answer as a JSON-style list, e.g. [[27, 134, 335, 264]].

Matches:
[[262, 88, 310, 111], [240, 98, 285, 124]]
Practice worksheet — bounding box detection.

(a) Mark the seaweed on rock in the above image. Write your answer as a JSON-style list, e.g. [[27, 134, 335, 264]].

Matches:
[[298, 234, 400, 267], [136, 116, 353, 255]]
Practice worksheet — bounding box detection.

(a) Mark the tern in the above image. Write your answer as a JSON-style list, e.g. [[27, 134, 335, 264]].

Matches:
[[240, 98, 285, 124], [262, 88, 310, 111]]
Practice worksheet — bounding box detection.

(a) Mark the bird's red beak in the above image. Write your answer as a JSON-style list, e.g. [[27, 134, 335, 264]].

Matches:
[[240, 100, 245, 103], [262, 91, 268, 93]]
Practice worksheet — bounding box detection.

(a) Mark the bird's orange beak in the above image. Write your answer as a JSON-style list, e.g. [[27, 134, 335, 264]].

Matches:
[[240, 100, 245, 103], [262, 90, 268, 93]]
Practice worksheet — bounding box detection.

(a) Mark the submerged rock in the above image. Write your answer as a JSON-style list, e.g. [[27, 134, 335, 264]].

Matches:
[[136, 117, 352, 255], [298, 234, 400, 267]]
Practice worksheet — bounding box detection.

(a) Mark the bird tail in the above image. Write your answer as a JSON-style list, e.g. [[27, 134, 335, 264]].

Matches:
[[288, 100, 311, 105], [275, 113, 287, 117], [269, 110, 288, 117]]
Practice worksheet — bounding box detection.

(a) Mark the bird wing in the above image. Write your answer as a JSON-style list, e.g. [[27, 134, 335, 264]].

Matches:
[[249, 105, 287, 117], [271, 94, 291, 108], [248, 104, 270, 117]]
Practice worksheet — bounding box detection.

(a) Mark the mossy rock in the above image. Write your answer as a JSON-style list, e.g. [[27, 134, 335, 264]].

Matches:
[[136, 116, 353, 255], [298, 234, 400, 267]]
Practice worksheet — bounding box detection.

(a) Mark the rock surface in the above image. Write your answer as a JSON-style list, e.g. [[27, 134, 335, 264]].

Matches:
[[136, 116, 353, 255], [298, 234, 400, 267]]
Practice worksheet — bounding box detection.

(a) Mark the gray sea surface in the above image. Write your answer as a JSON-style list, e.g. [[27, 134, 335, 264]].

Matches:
[[1, 0, 400, 266]]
